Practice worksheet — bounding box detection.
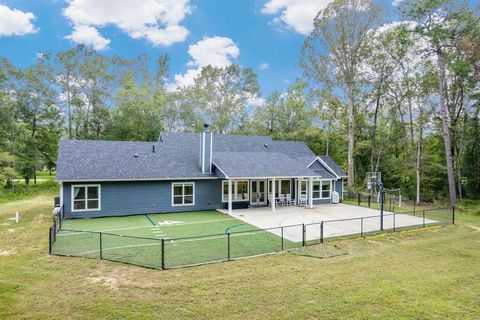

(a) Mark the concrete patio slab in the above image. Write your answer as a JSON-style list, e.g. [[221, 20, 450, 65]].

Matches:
[[219, 204, 436, 242]]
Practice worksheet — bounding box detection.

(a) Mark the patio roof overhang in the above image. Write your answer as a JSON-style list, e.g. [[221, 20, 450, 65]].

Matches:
[[213, 151, 326, 180]]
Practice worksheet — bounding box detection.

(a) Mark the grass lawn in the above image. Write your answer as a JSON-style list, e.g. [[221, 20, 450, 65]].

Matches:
[[54, 211, 299, 268], [1, 189, 479, 319]]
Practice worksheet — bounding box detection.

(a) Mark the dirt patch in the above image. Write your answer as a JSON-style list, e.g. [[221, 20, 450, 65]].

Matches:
[[87, 276, 119, 289], [466, 224, 480, 232], [7, 228, 16, 233], [0, 249, 16, 256]]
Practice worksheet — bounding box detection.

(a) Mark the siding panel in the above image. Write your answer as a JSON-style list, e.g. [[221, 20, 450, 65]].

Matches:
[[63, 179, 223, 218]]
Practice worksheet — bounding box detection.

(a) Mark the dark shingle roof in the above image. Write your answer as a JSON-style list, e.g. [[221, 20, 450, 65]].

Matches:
[[56, 140, 209, 181], [319, 156, 347, 177], [56, 133, 347, 181], [213, 152, 318, 178]]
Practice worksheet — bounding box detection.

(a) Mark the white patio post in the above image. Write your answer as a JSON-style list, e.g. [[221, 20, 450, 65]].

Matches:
[[308, 177, 314, 208], [228, 179, 233, 214], [295, 179, 299, 205], [271, 177, 276, 212]]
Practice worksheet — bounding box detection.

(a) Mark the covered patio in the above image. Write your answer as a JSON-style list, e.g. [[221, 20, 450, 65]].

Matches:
[[213, 151, 341, 214], [221, 177, 336, 213]]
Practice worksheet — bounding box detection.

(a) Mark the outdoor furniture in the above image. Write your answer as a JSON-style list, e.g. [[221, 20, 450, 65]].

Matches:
[[299, 195, 307, 207], [285, 194, 293, 206], [279, 194, 286, 206]]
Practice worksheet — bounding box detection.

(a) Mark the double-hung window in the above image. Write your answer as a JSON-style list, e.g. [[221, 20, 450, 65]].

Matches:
[[312, 181, 331, 199], [172, 182, 195, 206], [312, 182, 321, 199], [72, 185, 100, 211], [321, 181, 331, 198]]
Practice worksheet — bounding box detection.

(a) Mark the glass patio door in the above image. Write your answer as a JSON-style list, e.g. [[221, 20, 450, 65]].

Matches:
[[299, 180, 308, 205], [250, 180, 266, 205]]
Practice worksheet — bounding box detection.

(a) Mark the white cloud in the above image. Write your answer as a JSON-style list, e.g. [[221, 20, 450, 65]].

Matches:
[[392, 0, 405, 6], [247, 94, 265, 107], [261, 0, 333, 35], [63, 0, 191, 47], [0, 4, 38, 36], [65, 25, 111, 50], [168, 36, 240, 90], [187, 36, 240, 68], [259, 62, 269, 70]]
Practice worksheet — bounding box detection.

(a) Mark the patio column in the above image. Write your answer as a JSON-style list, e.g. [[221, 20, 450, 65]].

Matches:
[[295, 179, 299, 205], [309, 177, 314, 208], [228, 179, 233, 214], [271, 177, 276, 212]]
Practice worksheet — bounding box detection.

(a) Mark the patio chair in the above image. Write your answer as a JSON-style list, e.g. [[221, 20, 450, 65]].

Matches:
[[285, 194, 293, 206], [278, 194, 286, 206], [299, 195, 308, 207]]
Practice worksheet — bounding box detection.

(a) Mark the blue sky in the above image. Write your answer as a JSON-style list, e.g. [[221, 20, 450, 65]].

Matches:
[[0, 0, 415, 98]]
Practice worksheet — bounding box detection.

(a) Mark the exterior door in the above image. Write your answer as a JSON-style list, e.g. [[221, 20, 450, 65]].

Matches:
[[299, 180, 308, 205], [250, 180, 266, 205]]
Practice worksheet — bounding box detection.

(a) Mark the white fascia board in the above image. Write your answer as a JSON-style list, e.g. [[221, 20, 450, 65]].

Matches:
[[314, 157, 341, 179], [212, 162, 229, 179], [57, 177, 219, 182]]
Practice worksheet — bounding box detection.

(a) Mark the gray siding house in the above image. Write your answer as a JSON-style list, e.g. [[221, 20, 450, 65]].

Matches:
[[56, 125, 347, 218]]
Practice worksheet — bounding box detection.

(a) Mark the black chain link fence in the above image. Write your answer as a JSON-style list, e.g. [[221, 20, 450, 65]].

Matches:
[[49, 205, 454, 269]]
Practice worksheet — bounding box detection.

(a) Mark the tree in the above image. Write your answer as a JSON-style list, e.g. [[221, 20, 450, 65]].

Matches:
[[302, 0, 381, 191], [403, 0, 479, 206], [8, 55, 61, 188], [249, 91, 282, 135], [105, 55, 169, 141], [55, 46, 87, 139], [189, 65, 260, 133]]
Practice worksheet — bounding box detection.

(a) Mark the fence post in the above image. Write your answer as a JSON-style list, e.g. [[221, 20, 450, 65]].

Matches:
[[389, 198, 392, 212], [49, 227, 52, 254], [360, 218, 363, 238], [380, 184, 385, 231], [413, 202, 416, 216], [422, 210, 425, 228], [302, 224, 306, 246], [357, 193, 361, 206], [227, 233, 231, 260], [368, 195, 371, 208], [281, 227, 284, 250], [393, 213, 396, 232], [99, 233, 103, 260], [320, 222, 324, 244], [452, 206, 455, 224], [161, 239, 165, 270]]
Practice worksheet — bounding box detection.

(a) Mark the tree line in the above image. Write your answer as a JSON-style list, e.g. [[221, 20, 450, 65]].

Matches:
[[0, 0, 479, 205]]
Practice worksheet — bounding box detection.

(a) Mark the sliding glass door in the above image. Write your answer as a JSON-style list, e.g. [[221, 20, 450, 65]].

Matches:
[[250, 180, 267, 205]]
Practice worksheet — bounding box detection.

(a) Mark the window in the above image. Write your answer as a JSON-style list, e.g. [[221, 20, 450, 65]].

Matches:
[[312, 181, 331, 199], [72, 185, 100, 211], [312, 182, 321, 199], [321, 181, 331, 198], [222, 180, 249, 202], [172, 182, 195, 206], [268, 179, 291, 197]]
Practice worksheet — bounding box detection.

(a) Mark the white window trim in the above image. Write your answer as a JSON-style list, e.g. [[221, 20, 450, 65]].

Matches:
[[171, 182, 195, 207], [71, 184, 101, 212], [312, 180, 332, 200], [222, 180, 249, 202]]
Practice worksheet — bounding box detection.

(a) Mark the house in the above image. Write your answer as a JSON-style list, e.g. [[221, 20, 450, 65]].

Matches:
[[56, 124, 347, 218]]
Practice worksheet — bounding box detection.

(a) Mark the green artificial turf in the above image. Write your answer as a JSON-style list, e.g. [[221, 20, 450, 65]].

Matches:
[[53, 210, 297, 268]]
